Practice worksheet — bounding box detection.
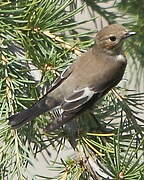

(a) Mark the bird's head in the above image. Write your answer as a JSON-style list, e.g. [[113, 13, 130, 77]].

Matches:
[[96, 24, 136, 52]]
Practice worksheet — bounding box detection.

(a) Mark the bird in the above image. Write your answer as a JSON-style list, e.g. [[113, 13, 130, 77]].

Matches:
[[8, 24, 136, 131]]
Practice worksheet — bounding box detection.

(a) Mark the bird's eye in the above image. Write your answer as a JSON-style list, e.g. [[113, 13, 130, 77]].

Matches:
[[109, 36, 116, 41]]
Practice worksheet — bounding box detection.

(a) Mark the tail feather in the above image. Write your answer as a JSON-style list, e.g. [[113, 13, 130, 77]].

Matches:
[[8, 106, 45, 129], [8, 95, 59, 129]]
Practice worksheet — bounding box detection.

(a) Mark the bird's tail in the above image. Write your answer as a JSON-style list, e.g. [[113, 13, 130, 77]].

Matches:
[[8, 105, 47, 129], [8, 94, 58, 129]]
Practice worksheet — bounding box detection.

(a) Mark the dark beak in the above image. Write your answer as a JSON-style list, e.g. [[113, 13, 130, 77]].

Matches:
[[125, 31, 136, 38]]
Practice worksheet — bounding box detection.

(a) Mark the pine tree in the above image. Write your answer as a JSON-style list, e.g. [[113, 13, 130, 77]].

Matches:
[[0, 0, 144, 179]]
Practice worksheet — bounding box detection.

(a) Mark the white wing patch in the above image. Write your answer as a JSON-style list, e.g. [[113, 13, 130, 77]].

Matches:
[[47, 87, 101, 130], [52, 87, 98, 119], [64, 87, 95, 103], [61, 87, 96, 112]]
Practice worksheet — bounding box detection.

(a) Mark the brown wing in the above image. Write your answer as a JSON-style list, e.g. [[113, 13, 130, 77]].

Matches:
[[45, 65, 73, 94], [45, 87, 104, 131]]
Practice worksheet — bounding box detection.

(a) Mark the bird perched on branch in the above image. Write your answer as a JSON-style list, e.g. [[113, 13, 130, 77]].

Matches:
[[9, 24, 136, 131]]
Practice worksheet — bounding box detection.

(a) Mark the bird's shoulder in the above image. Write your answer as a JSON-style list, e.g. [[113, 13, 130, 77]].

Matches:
[[45, 65, 74, 95]]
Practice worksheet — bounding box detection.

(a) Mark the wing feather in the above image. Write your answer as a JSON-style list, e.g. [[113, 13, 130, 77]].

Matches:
[[62, 87, 95, 112], [45, 87, 103, 131], [43, 66, 73, 96]]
